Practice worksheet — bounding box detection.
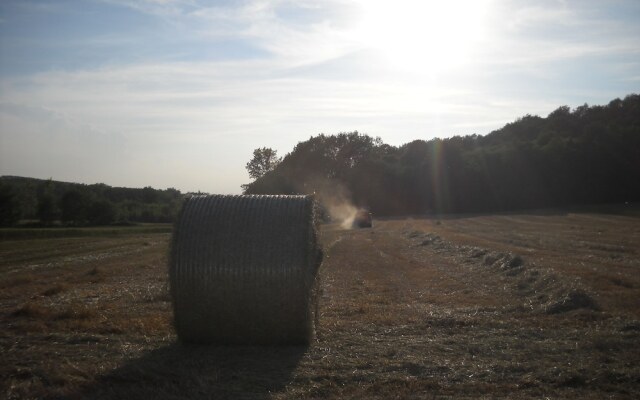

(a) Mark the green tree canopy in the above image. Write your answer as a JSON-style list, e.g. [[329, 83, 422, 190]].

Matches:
[[243, 94, 640, 216], [245, 147, 282, 180], [0, 182, 22, 226], [60, 189, 90, 225], [37, 179, 58, 225]]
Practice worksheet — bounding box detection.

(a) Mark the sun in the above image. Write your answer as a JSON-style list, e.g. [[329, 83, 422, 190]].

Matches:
[[351, 0, 491, 74]]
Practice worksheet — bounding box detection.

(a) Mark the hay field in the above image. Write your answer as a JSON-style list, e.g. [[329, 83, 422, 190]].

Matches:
[[1, 213, 639, 399]]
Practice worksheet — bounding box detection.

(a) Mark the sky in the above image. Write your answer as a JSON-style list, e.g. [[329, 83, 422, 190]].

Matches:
[[0, 0, 639, 194]]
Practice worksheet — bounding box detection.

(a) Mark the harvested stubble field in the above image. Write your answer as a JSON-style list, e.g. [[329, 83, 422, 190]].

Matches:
[[1, 213, 640, 399]]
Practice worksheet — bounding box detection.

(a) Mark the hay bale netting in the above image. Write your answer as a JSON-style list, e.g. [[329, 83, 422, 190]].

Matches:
[[170, 194, 322, 345]]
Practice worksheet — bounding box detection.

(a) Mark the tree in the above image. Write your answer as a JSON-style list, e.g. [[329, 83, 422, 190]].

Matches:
[[37, 179, 57, 225], [87, 199, 117, 225], [142, 186, 158, 203], [240, 94, 640, 215], [245, 147, 281, 180], [0, 182, 22, 226], [60, 189, 90, 225]]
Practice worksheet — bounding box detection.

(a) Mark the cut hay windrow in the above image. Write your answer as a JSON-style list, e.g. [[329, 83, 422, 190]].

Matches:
[[169, 194, 322, 345], [404, 230, 601, 314]]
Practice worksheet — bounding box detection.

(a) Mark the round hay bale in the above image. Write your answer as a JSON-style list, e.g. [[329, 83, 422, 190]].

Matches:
[[170, 194, 322, 345]]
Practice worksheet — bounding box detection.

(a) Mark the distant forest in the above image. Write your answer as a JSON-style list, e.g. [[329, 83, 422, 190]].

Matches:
[[244, 94, 640, 216], [0, 176, 188, 227], [1, 94, 638, 227]]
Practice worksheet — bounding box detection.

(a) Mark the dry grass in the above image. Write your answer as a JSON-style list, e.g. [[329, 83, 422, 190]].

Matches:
[[1, 214, 639, 399], [10, 302, 50, 318], [41, 283, 69, 296]]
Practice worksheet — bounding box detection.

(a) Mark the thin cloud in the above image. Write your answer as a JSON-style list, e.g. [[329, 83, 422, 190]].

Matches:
[[97, 0, 191, 17], [188, 0, 360, 66]]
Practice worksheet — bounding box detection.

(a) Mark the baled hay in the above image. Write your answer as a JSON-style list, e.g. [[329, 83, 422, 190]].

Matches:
[[170, 194, 322, 345]]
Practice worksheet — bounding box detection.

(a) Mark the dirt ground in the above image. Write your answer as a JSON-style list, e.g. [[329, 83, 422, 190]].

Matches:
[[1, 212, 639, 399]]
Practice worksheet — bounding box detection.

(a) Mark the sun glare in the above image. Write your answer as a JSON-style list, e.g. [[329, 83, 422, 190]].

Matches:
[[352, 0, 491, 74]]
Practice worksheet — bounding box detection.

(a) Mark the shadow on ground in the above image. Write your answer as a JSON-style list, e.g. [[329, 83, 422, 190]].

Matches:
[[70, 343, 307, 400]]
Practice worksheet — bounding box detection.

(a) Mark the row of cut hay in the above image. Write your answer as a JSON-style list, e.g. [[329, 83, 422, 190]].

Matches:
[[405, 230, 600, 314], [169, 194, 322, 345]]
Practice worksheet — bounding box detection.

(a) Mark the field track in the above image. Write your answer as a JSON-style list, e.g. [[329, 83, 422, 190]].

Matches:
[[1, 213, 639, 399]]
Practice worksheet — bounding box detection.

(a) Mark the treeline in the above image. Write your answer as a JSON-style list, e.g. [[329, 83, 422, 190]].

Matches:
[[0, 176, 188, 227], [244, 94, 640, 215]]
